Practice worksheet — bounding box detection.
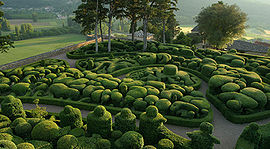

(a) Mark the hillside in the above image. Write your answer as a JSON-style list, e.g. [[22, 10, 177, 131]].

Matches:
[[176, 0, 270, 29]]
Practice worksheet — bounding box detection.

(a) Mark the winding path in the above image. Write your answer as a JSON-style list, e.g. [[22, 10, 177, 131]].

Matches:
[[22, 81, 270, 149]]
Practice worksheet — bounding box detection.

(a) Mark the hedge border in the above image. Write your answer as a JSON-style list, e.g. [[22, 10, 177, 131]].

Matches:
[[0, 96, 213, 128], [206, 90, 270, 124], [124, 66, 202, 90]]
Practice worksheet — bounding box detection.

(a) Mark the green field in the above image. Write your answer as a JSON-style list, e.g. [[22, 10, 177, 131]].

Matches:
[[0, 34, 86, 65]]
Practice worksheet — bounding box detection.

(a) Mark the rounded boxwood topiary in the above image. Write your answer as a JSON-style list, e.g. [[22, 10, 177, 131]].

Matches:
[[155, 99, 171, 114], [240, 87, 267, 109], [1, 95, 26, 121], [0, 83, 10, 93], [163, 65, 178, 75], [143, 145, 157, 149], [0, 140, 17, 149], [0, 114, 11, 129], [96, 139, 111, 149], [28, 140, 53, 149], [134, 100, 148, 111], [144, 95, 159, 105], [221, 83, 240, 92], [11, 118, 27, 129], [11, 83, 30, 96], [157, 139, 174, 149], [231, 59, 244, 67], [17, 142, 35, 149], [111, 130, 123, 140], [57, 135, 79, 149], [87, 105, 112, 138], [69, 128, 85, 137], [59, 105, 83, 128], [139, 106, 167, 144], [226, 100, 242, 111], [31, 120, 60, 142], [115, 131, 144, 149], [0, 133, 24, 145], [15, 122, 32, 138], [115, 108, 136, 133]]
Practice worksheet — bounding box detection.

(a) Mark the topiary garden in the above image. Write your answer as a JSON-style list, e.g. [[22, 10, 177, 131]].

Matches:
[[1, 39, 270, 148]]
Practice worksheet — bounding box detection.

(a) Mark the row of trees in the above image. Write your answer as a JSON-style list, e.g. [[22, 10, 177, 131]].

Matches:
[[0, 1, 13, 53], [74, 0, 179, 52]]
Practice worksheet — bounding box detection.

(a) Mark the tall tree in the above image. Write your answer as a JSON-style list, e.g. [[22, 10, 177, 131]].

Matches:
[[195, 1, 247, 49], [123, 0, 142, 41], [74, 0, 98, 52], [139, 0, 156, 51], [155, 0, 178, 44], [105, 0, 124, 52], [0, 1, 13, 53], [97, 0, 108, 42]]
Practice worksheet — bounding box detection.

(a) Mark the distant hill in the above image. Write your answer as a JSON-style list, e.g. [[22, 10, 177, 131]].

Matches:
[[176, 0, 270, 29], [2, 0, 81, 10]]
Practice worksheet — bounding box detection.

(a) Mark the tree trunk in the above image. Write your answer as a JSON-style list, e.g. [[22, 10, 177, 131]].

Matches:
[[99, 20, 104, 42], [143, 17, 148, 51], [108, 11, 112, 52], [163, 18, 166, 44], [95, 0, 99, 53], [131, 19, 135, 41]]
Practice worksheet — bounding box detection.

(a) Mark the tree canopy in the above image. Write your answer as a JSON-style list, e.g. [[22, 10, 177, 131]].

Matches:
[[195, 1, 247, 49], [0, 1, 14, 53]]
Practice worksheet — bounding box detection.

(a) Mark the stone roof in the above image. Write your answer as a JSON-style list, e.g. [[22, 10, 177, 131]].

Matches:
[[227, 40, 269, 53]]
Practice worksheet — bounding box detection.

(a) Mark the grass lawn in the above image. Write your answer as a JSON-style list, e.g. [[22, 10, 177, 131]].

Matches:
[[0, 34, 86, 65]]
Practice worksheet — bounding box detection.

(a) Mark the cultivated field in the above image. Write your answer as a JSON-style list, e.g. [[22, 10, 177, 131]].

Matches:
[[0, 34, 86, 65]]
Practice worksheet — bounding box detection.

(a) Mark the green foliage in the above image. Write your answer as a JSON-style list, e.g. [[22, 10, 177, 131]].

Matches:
[[239, 122, 260, 146], [15, 122, 32, 138], [221, 83, 240, 92], [0, 140, 17, 149], [0, 133, 24, 145], [87, 105, 112, 138], [0, 114, 11, 129], [240, 87, 267, 109], [187, 122, 220, 149], [139, 106, 167, 144], [155, 99, 171, 114], [11, 83, 30, 96], [163, 65, 178, 75], [59, 105, 83, 128], [115, 108, 136, 133], [157, 139, 174, 149], [195, 1, 247, 49], [115, 131, 144, 149], [29, 99, 48, 118], [96, 139, 111, 149], [173, 32, 193, 46], [28, 140, 53, 149], [57, 135, 79, 149], [17, 143, 35, 149], [31, 120, 60, 142], [1, 95, 26, 120]]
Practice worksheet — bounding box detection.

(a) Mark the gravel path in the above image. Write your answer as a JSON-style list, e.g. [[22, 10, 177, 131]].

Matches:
[[22, 82, 270, 149]]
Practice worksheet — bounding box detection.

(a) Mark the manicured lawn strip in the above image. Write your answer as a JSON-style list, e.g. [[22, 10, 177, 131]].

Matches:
[[0, 96, 213, 127], [206, 90, 270, 123], [0, 34, 86, 65]]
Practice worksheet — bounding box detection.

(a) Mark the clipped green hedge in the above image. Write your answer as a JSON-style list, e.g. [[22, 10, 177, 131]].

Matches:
[[0, 96, 213, 127], [206, 90, 270, 123]]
